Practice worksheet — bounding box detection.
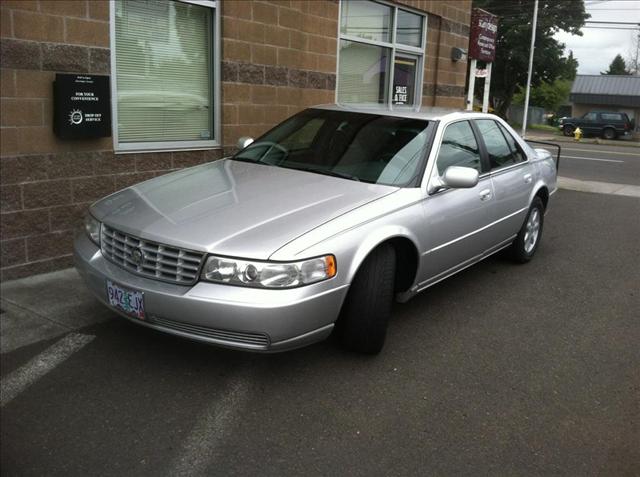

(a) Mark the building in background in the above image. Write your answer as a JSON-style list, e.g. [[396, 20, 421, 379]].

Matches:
[[0, 0, 471, 280], [569, 75, 640, 133]]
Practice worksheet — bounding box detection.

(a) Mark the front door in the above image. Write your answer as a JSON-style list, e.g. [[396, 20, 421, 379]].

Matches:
[[417, 120, 495, 286]]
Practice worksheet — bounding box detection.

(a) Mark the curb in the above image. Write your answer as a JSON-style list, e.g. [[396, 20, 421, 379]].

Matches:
[[557, 176, 640, 198], [525, 133, 640, 148]]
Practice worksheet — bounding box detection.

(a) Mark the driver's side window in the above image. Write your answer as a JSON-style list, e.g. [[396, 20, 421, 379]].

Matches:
[[436, 121, 482, 175]]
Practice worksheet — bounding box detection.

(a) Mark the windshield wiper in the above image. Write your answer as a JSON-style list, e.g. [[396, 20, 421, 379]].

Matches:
[[229, 156, 273, 165], [283, 165, 361, 182]]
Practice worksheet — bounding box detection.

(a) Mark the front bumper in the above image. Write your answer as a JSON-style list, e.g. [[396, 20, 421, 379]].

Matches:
[[73, 233, 349, 352]]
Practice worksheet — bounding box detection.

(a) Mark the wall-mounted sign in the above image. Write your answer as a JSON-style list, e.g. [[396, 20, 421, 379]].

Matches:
[[469, 8, 498, 62], [53, 74, 111, 139], [475, 69, 489, 78]]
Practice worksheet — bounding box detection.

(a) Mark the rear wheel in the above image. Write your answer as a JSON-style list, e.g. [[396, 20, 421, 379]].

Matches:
[[602, 127, 616, 140], [337, 244, 396, 354], [510, 197, 544, 263], [563, 125, 575, 137]]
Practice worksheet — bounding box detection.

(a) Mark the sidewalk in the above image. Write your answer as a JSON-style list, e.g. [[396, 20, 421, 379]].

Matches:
[[523, 130, 640, 148], [0, 269, 111, 353]]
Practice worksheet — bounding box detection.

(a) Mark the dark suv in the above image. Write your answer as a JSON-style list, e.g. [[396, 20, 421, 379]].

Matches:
[[559, 111, 634, 139]]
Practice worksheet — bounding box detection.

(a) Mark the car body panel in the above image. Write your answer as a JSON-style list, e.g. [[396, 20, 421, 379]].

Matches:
[[90, 159, 398, 259]]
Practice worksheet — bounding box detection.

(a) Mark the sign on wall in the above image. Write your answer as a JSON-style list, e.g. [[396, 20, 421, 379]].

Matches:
[[53, 74, 111, 139], [469, 8, 498, 63]]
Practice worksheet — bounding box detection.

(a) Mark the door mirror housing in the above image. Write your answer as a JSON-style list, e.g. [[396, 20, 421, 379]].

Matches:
[[429, 166, 479, 193], [237, 136, 254, 150]]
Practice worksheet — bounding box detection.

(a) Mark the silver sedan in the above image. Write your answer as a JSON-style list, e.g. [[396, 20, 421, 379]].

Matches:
[[74, 105, 558, 354]]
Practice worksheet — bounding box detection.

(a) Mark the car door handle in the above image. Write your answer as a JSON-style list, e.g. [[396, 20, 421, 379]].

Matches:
[[479, 189, 492, 201], [523, 173, 533, 184]]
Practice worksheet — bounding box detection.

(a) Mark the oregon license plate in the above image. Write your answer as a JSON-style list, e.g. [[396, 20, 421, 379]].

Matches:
[[107, 280, 145, 320]]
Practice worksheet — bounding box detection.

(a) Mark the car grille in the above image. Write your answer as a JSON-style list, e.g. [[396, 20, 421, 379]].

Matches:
[[100, 224, 205, 285], [150, 316, 270, 349]]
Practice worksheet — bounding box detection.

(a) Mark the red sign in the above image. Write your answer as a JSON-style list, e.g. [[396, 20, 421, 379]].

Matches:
[[469, 8, 498, 62]]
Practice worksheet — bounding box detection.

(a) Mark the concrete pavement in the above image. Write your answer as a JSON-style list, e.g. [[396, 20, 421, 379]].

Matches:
[[1, 189, 639, 476]]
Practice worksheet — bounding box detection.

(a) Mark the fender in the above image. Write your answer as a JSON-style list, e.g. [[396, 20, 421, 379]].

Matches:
[[345, 226, 421, 285]]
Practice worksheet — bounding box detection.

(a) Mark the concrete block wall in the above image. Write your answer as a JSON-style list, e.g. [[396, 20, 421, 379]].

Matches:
[[0, 0, 218, 281], [220, 0, 339, 153], [1, 0, 471, 281]]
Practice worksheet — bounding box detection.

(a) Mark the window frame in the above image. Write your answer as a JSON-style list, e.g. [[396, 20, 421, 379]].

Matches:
[[109, 0, 221, 154], [336, 0, 427, 110]]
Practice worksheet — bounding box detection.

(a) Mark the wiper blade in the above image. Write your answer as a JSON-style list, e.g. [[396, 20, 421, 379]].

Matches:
[[284, 165, 360, 182], [229, 156, 272, 165]]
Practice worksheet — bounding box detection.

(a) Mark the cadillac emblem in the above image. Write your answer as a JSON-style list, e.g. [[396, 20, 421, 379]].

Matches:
[[131, 247, 144, 266]]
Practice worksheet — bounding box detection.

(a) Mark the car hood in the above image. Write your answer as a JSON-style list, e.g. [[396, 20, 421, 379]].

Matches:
[[92, 159, 398, 259]]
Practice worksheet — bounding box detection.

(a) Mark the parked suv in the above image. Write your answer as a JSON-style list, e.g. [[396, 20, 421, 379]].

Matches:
[[559, 111, 633, 139]]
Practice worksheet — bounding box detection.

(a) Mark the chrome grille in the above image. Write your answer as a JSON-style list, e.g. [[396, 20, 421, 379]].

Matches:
[[101, 224, 205, 285], [151, 316, 270, 348]]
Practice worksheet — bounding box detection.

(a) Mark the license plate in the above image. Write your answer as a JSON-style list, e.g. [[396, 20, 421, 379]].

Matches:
[[107, 280, 145, 320]]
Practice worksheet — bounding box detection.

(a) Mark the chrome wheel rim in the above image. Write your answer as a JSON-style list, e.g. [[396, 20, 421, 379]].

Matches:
[[523, 209, 540, 254]]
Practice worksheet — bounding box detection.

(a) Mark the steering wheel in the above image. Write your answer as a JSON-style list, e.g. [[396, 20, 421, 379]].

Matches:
[[258, 141, 289, 165]]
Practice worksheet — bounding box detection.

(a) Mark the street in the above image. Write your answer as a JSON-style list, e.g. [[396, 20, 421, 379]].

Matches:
[[1, 143, 639, 476], [536, 139, 640, 186]]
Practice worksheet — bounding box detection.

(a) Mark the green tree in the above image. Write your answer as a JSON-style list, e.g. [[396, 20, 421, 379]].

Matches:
[[601, 54, 631, 75], [472, 0, 588, 117], [513, 78, 572, 112]]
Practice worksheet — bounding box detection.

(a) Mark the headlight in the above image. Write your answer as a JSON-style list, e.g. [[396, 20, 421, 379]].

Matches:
[[201, 255, 337, 288], [84, 213, 101, 246]]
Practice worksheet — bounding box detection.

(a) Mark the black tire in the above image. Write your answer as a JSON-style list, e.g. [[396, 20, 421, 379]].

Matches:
[[337, 244, 396, 354], [602, 127, 616, 140], [563, 125, 575, 137], [510, 197, 544, 263]]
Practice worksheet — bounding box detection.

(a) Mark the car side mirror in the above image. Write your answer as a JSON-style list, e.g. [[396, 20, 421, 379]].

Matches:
[[237, 136, 254, 150], [429, 166, 479, 193]]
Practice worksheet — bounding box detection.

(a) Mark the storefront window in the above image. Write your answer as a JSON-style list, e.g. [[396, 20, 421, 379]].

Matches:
[[338, 0, 426, 107], [337, 41, 389, 104], [396, 9, 423, 47], [112, 0, 219, 151], [340, 0, 392, 43]]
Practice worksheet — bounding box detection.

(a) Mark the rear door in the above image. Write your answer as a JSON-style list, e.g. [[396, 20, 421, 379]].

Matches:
[[580, 112, 599, 135], [418, 120, 495, 284], [474, 119, 534, 245]]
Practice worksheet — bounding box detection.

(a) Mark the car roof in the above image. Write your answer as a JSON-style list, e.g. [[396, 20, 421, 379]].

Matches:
[[312, 103, 498, 122]]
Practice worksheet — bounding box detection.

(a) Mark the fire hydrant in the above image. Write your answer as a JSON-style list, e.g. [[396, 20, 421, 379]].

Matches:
[[574, 127, 583, 141]]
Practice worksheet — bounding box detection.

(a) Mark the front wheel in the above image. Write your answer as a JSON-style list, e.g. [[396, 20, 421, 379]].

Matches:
[[336, 244, 396, 354], [510, 197, 544, 263], [563, 125, 575, 137]]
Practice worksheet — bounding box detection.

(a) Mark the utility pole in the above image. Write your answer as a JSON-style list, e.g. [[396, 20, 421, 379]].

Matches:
[[521, 0, 539, 138]]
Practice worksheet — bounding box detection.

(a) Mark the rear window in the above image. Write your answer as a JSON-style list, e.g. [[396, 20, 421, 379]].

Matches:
[[600, 113, 623, 121]]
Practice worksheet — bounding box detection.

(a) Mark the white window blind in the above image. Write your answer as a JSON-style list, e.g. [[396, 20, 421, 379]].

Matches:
[[114, 0, 213, 144]]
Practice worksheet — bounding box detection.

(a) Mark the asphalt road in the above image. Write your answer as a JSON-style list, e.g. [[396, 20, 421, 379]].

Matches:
[[535, 140, 640, 186], [1, 189, 639, 476]]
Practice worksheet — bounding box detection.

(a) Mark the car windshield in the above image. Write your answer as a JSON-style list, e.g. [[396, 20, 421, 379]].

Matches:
[[232, 109, 433, 186]]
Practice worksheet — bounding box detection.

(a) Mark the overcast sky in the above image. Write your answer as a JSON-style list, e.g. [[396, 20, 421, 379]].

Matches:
[[553, 0, 640, 74]]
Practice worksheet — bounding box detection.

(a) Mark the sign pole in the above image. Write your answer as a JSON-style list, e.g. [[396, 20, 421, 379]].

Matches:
[[467, 58, 477, 111], [521, 0, 539, 138], [482, 62, 492, 113], [468, 8, 498, 113]]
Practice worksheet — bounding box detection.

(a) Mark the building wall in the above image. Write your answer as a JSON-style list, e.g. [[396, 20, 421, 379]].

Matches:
[[1, 0, 471, 281]]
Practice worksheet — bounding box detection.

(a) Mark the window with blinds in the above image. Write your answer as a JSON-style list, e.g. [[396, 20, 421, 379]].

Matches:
[[337, 0, 426, 108], [113, 0, 217, 148]]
